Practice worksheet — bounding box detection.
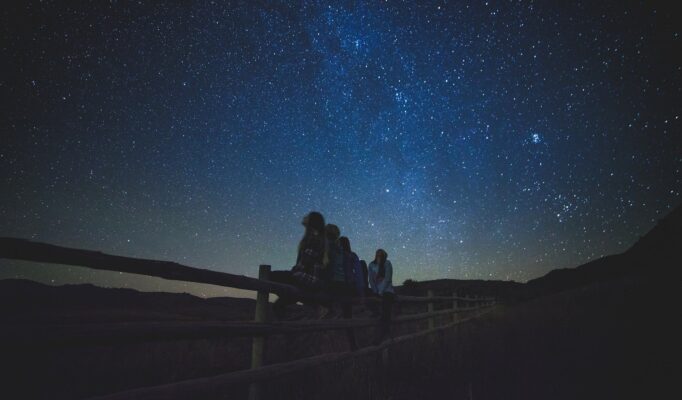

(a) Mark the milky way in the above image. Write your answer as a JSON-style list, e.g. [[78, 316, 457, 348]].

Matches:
[[1, 1, 681, 296]]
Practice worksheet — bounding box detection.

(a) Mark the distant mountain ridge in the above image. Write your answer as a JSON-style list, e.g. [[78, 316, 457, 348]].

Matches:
[[398, 203, 682, 301], [0, 279, 256, 323], [2, 204, 680, 316], [524, 203, 682, 298]]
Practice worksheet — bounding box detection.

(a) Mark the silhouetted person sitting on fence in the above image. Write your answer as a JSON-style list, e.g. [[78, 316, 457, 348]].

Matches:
[[270, 211, 326, 318], [339, 236, 366, 297], [368, 248, 395, 344], [317, 227, 358, 349], [318, 226, 344, 307]]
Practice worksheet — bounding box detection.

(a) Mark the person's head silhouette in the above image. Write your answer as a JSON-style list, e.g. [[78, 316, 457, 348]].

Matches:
[[302, 211, 325, 233]]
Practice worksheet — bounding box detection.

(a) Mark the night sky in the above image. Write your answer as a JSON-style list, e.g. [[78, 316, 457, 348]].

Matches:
[[1, 1, 681, 297]]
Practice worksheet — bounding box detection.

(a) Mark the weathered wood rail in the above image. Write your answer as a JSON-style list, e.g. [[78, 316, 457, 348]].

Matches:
[[0, 237, 496, 400]]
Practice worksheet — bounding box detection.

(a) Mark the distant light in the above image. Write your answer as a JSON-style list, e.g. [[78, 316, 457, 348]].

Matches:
[[531, 133, 541, 144]]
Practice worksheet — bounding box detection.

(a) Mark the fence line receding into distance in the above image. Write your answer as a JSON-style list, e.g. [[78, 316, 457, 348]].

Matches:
[[0, 237, 496, 400]]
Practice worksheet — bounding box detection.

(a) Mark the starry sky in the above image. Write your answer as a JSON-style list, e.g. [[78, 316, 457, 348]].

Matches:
[[1, 1, 681, 298]]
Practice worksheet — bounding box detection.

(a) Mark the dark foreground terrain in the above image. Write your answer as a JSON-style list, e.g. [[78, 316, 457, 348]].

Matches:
[[1, 204, 680, 399], [392, 271, 676, 399]]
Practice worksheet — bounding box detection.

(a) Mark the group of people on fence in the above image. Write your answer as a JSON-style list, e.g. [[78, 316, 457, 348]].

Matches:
[[269, 211, 395, 346]]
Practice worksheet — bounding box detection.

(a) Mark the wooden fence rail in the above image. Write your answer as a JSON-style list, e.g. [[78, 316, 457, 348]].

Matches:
[[0, 238, 493, 305], [88, 310, 494, 400], [1, 306, 487, 347], [0, 237, 496, 400]]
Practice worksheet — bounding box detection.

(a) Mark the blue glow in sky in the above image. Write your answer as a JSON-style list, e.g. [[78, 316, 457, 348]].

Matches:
[[1, 1, 681, 296]]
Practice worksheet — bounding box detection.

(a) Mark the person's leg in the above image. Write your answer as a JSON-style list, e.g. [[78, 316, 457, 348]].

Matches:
[[367, 292, 382, 317], [270, 270, 298, 317], [375, 292, 394, 343], [271, 270, 303, 286], [316, 281, 337, 319]]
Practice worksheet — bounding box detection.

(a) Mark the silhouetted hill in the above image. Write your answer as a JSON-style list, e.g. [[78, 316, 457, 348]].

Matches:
[[625, 202, 682, 264], [396, 203, 682, 303], [0, 279, 257, 323], [524, 203, 682, 298]]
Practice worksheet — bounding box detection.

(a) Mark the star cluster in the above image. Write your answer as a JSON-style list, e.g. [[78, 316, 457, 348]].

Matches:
[[1, 1, 681, 296]]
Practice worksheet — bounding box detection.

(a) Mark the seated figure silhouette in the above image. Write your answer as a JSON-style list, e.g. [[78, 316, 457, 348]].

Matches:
[[368, 248, 395, 344], [270, 211, 326, 318], [319, 232, 359, 349]]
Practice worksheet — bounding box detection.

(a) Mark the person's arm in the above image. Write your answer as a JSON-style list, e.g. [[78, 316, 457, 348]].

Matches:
[[297, 239, 322, 273], [368, 263, 377, 292], [297, 245, 314, 271]]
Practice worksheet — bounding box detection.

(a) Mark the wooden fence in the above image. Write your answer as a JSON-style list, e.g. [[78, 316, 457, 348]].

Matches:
[[0, 237, 496, 400]]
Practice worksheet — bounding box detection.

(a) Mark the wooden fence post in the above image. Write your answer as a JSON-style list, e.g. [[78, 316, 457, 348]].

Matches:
[[248, 264, 271, 400], [427, 290, 435, 330], [451, 291, 458, 323]]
